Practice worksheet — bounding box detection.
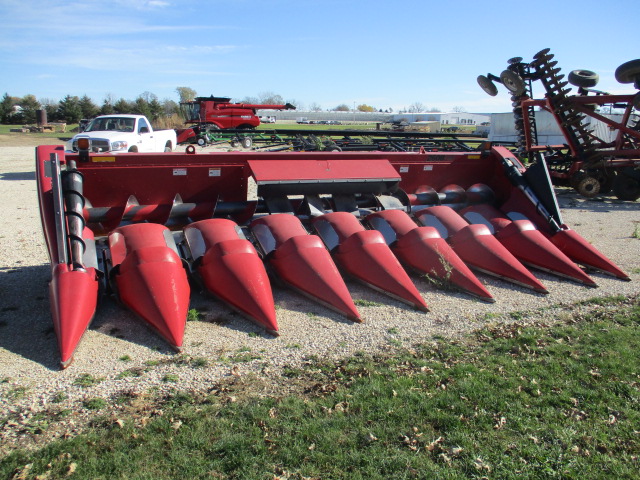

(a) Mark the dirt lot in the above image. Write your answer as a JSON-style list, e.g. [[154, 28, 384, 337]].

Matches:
[[0, 133, 638, 452]]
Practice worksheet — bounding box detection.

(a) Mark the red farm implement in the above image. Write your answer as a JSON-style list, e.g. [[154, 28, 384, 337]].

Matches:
[[176, 96, 296, 145], [36, 143, 629, 367], [478, 49, 640, 200]]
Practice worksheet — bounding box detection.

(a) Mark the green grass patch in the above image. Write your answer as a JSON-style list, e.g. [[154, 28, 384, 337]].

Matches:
[[82, 398, 108, 410], [72, 373, 104, 388], [2, 297, 639, 479], [354, 299, 384, 307]]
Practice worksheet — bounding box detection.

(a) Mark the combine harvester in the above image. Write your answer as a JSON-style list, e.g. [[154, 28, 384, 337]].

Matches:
[[37, 131, 629, 368]]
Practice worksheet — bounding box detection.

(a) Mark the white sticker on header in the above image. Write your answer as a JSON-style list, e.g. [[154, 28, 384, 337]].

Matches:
[[209, 168, 221, 177], [399, 166, 409, 173], [423, 165, 433, 171], [173, 168, 187, 176]]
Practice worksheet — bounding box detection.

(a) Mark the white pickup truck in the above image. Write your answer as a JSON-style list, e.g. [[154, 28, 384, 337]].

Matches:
[[67, 114, 177, 153]]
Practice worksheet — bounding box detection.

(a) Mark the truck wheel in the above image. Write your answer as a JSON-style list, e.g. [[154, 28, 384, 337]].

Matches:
[[197, 137, 207, 147], [241, 137, 253, 148], [613, 172, 640, 201], [164, 142, 172, 152], [128, 146, 138, 152], [568, 69, 599, 88]]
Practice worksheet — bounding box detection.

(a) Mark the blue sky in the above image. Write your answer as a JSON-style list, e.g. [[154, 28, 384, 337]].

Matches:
[[1, 0, 638, 113]]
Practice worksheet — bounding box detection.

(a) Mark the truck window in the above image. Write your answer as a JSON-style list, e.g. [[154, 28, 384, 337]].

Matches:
[[138, 117, 150, 134]]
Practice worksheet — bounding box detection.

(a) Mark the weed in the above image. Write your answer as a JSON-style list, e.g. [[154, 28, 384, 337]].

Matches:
[[51, 391, 68, 403], [83, 398, 107, 410], [119, 355, 131, 362], [144, 360, 160, 367], [117, 369, 143, 379], [248, 332, 260, 338], [162, 374, 179, 383], [307, 312, 318, 318], [6, 385, 28, 400], [387, 337, 402, 347], [632, 223, 640, 239], [286, 343, 301, 349], [387, 327, 399, 335], [73, 373, 104, 388], [354, 299, 383, 307], [191, 357, 209, 368], [187, 308, 203, 322]]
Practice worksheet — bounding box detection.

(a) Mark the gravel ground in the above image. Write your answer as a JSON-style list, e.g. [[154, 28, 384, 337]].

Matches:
[[0, 139, 638, 452]]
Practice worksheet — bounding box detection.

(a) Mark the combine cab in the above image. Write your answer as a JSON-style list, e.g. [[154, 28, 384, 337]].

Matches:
[[36, 142, 629, 367], [478, 49, 640, 200]]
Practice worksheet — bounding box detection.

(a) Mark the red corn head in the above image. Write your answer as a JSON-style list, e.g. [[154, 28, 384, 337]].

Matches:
[[109, 223, 190, 349], [184, 219, 278, 335], [415, 206, 548, 293], [50, 263, 99, 368], [250, 214, 361, 321], [461, 204, 597, 287], [312, 212, 428, 311], [366, 209, 494, 302], [549, 228, 630, 281]]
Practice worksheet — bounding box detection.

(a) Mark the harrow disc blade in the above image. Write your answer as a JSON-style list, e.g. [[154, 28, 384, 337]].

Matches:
[[50, 264, 99, 368], [550, 229, 630, 281]]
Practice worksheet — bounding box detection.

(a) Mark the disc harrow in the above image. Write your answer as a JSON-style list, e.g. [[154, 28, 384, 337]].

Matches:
[[478, 49, 640, 200], [36, 144, 629, 367]]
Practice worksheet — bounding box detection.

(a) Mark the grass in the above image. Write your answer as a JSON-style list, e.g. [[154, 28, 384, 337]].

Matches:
[[1, 296, 639, 479]]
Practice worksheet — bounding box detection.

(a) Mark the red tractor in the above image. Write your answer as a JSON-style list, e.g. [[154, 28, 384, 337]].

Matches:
[[177, 96, 295, 145]]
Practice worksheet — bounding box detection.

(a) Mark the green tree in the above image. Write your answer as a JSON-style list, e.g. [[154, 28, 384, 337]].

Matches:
[[176, 86, 197, 103], [57, 95, 82, 123], [16, 94, 40, 124], [148, 97, 164, 121], [79, 95, 99, 119], [132, 96, 152, 118], [333, 104, 350, 112], [113, 98, 132, 114], [161, 99, 179, 116], [0, 93, 18, 123]]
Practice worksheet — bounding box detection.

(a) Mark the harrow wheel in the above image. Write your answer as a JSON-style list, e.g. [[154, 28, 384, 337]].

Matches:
[[568, 69, 599, 88], [615, 59, 640, 87], [477, 75, 498, 96], [574, 174, 601, 198], [500, 70, 526, 95]]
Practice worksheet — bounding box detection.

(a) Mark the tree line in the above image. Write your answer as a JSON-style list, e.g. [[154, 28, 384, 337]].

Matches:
[[0, 91, 182, 125], [0, 87, 455, 126]]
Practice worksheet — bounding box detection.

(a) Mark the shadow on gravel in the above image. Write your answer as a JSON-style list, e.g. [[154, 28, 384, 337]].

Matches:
[[0, 171, 35, 181], [554, 188, 640, 214], [0, 265, 60, 370]]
